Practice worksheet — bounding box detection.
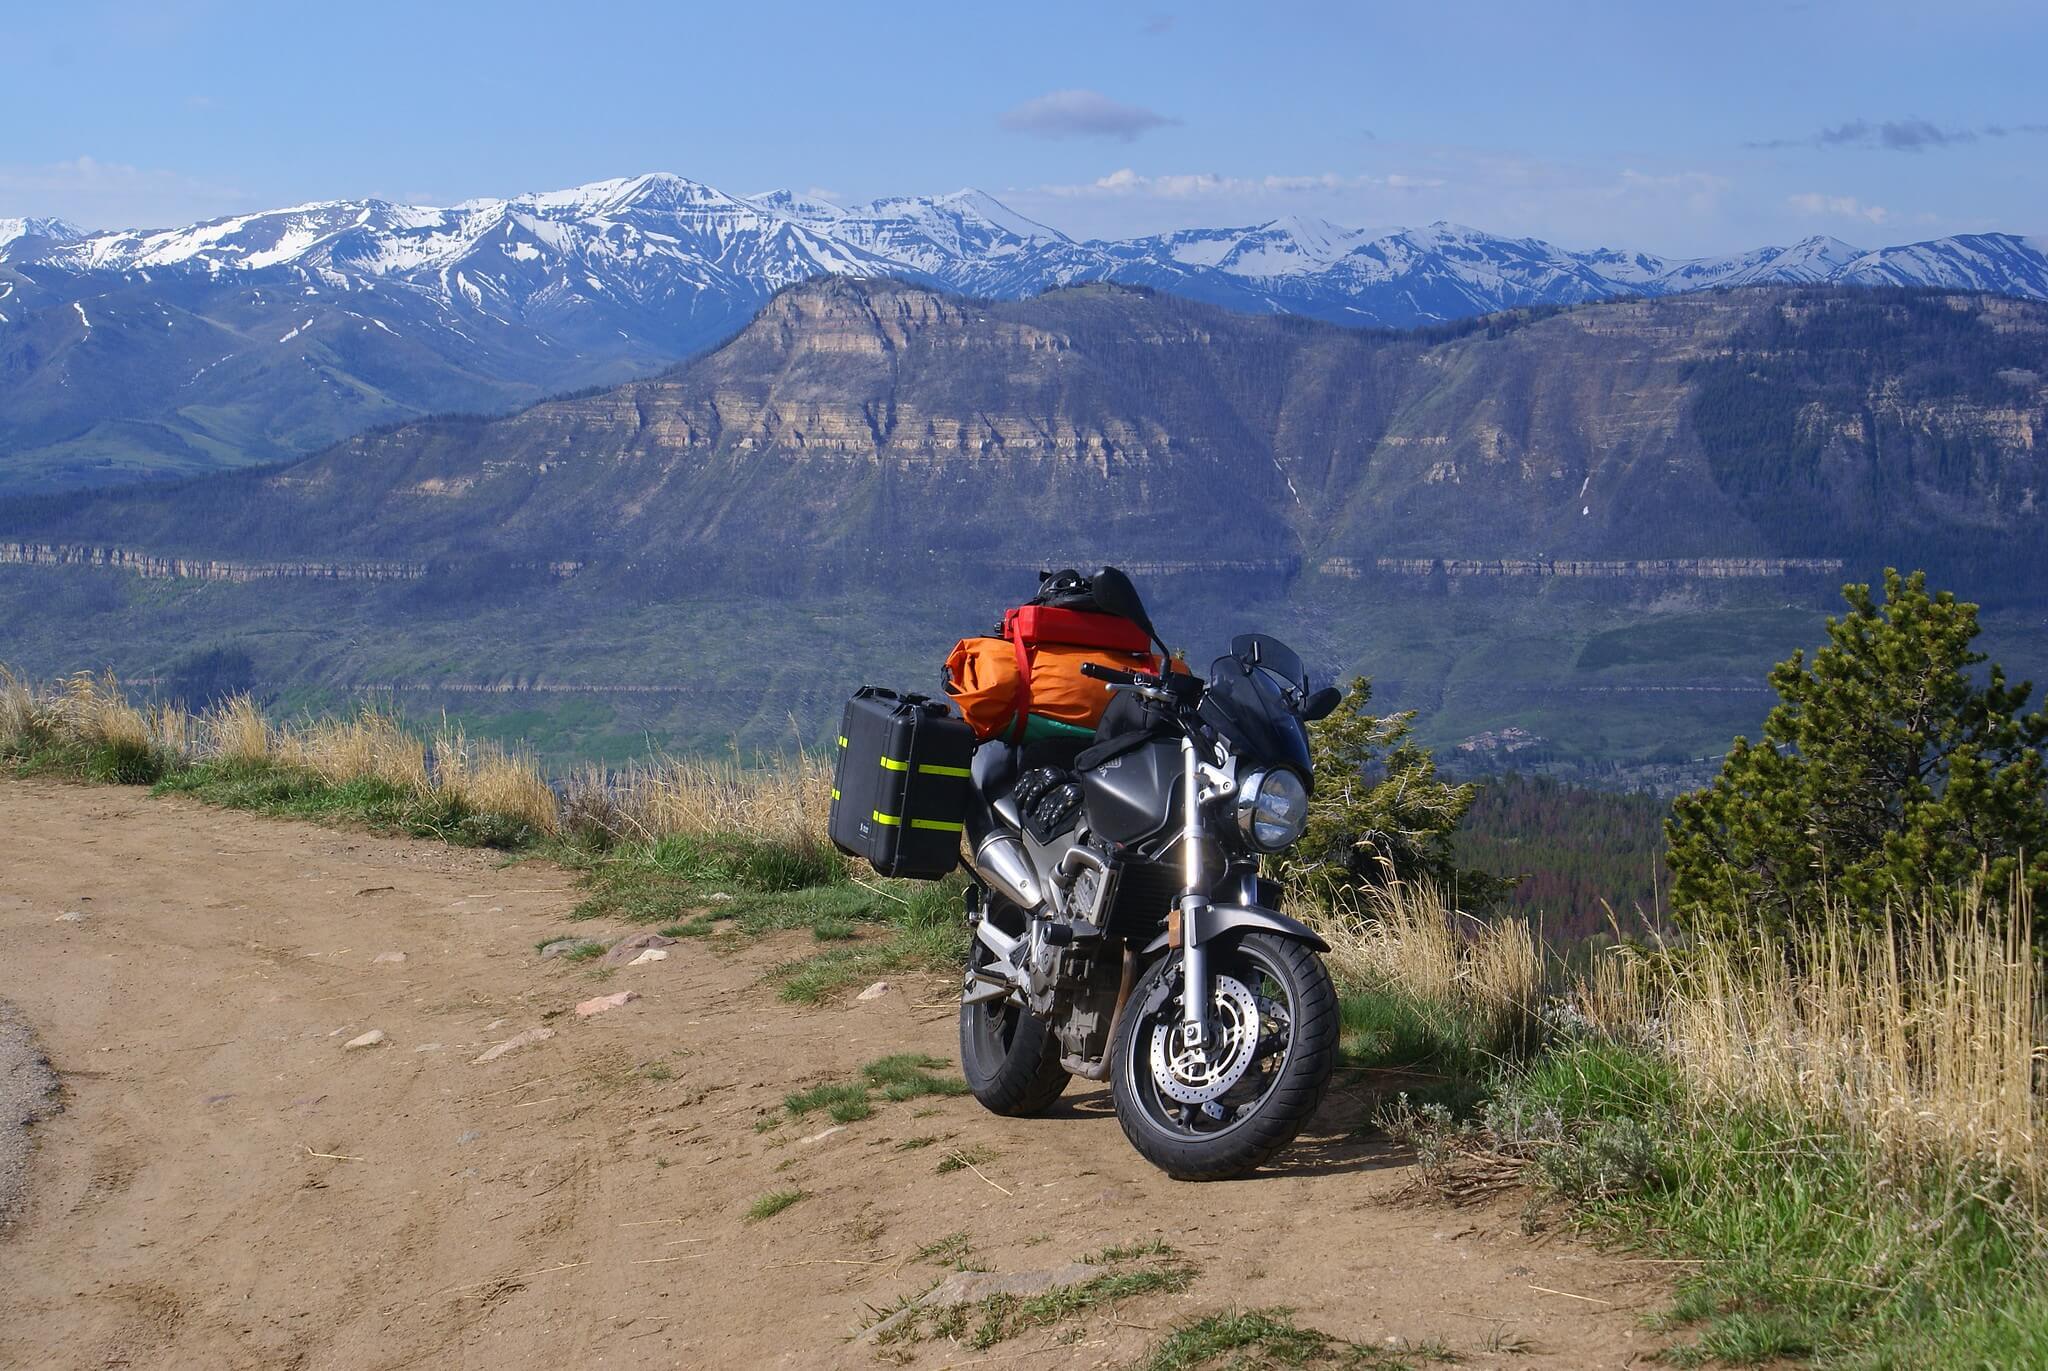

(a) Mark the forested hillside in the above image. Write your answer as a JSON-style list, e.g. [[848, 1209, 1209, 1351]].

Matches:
[[1455, 774, 1670, 937]]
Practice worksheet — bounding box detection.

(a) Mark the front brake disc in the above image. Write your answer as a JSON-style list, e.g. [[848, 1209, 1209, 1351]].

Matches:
[[1148, 973, 1261, 1104]]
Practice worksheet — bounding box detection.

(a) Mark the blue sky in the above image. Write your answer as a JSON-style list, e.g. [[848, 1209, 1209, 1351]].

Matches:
[[5, 0, 2045, 255]]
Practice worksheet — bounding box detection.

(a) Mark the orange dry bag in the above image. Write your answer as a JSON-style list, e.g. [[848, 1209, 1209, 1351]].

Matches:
[[944, 605, 1159, 742]]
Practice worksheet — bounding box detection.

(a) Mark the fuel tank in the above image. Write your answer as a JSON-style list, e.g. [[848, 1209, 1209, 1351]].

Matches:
[[1078, 738, 1181, 845]]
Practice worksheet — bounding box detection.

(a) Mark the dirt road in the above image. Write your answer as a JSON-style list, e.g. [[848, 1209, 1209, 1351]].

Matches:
[[0, 779, 1665, 1369]]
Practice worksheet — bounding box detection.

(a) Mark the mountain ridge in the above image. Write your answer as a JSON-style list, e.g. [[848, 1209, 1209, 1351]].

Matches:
[[4, 172, 2047, 498], [7, 277, 2041, 594], [17, 173, 2047, 311]]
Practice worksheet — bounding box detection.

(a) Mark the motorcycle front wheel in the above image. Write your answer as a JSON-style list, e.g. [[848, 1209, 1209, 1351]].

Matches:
[[1109, 932, 1338, 1180], [958, 903, 1069, 1117]]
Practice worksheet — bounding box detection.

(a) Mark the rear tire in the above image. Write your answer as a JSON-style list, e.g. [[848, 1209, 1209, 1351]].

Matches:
[[1109, 933, 1337, 1180], [959, 908, 1069, 1117]]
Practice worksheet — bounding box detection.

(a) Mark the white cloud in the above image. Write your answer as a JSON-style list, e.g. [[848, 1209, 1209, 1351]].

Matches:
[[998, 90, 1178, 143], [1788, 191, 1891, 225], [0, 155, 252, 232]]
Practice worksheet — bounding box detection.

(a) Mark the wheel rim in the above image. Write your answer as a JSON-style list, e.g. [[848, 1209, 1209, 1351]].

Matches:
[[1124, 943, 1299, 1141]]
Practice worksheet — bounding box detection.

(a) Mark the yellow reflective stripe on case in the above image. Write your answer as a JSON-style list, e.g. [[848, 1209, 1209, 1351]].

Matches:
[[881, 758, 968, 776], [872, 812, 962, 832]]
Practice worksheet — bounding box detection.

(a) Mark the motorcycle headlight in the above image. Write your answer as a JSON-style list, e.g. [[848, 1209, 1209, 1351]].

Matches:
[[1235, 768, 1309, 852]]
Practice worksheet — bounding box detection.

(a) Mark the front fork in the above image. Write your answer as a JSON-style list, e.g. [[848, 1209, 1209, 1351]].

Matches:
[[1177, 737, 1232, 1047]]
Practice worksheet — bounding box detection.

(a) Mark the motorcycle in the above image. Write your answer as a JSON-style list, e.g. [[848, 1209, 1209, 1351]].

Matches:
[[956, 569, 1344, 1179]]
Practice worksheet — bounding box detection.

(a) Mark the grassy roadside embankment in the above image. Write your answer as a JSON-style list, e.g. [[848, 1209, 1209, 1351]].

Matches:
[[5, 665, 2043, 1368], [1326, 881, 2045, 1368]]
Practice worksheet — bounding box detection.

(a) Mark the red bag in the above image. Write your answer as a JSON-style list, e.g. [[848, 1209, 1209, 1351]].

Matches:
[[1000, 607, 1152, 734], [945, 606, 1157, 742]]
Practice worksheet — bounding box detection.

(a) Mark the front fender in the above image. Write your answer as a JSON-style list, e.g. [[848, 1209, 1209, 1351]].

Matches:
[[1139, 902, 1331, 958]]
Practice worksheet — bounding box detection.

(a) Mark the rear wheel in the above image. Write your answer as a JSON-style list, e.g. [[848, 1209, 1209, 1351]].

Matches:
[[958, 903, 1069, 1117], [1109, 933, 1337, 1180]]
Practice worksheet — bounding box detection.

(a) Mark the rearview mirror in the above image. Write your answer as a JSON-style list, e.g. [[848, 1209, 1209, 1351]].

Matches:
[[1302, 686, 1342, 722]]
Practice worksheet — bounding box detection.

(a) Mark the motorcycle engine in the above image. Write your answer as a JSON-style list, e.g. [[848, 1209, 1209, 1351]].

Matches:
[[1019, 831, 1127, 1073]]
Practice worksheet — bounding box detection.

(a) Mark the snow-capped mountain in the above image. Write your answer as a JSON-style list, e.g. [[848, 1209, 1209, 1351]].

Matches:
[[3, 171, 2046, 496], [15, 172, 2048, 331], [0, 217, 85, 253]]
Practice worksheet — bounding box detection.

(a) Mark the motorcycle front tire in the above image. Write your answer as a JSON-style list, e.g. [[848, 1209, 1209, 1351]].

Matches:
[[1109, 932, 1338, 1180]]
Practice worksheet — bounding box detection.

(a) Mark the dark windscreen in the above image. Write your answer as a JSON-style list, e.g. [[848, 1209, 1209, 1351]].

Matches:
[[1200, 640, 1313, 777], [1227, 634, 1307, 695]]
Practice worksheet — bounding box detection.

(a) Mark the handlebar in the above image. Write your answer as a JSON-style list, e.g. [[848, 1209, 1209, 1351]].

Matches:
[[1082, 661, 1206, 714]]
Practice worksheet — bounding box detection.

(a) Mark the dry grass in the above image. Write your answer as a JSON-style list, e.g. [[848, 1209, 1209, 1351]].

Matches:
[[613, 751, 833, 848], [1555, 883, 2046, 1203], [2, 663, 830, 855], [208, 694, 272, 765], [1668, 892, 2042, 1192], [432, 725, 559, 837], [1311, 880, 1543, 1049], [278, 711, 430, 791], [62, 671, 160, 754], [13, 663, 2039, 1199], [1326, 872, 2045, 1198]]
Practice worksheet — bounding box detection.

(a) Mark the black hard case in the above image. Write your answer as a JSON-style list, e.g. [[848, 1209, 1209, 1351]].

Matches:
[[828, 687, 977, 879]]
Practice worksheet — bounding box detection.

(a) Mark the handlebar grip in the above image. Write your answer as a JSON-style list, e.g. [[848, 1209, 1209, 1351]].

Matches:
[[1079, 662, 1139, 685]]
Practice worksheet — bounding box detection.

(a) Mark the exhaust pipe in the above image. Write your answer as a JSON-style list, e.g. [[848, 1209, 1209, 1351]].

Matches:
[[972, 832, 1043, 911]]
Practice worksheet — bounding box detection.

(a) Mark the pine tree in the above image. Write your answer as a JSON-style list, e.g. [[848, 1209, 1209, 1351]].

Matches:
[[1666, 569, 2048, 942], [1280, 676, 1505, 908]]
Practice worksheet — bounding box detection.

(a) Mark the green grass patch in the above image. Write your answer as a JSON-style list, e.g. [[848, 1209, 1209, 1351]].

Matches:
[[1089, 1238, 1174, 1265], [937, 1144, 997, 1175], [767, 876, 970, 1003], [1138, 1307, 1451, 1370], [782, 1054, 968, 1128], [567, 831, 851, 926], [5, 735, 175, 787], [966, 1261, 1196, 1351], [745, 1188, 806, 1222], [1496, 1038, 2048, 1368], [85, 736, 173, 785], [861, 1053, 969, 1102], [1333, 984, 1508, 1120], [876, 1250, 1199, 1351], [914, 1231, 979, 1269], [153, 757, 539, 849], [783, 1081, 872, 1123], [1338, 986, 1492, 1074]]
